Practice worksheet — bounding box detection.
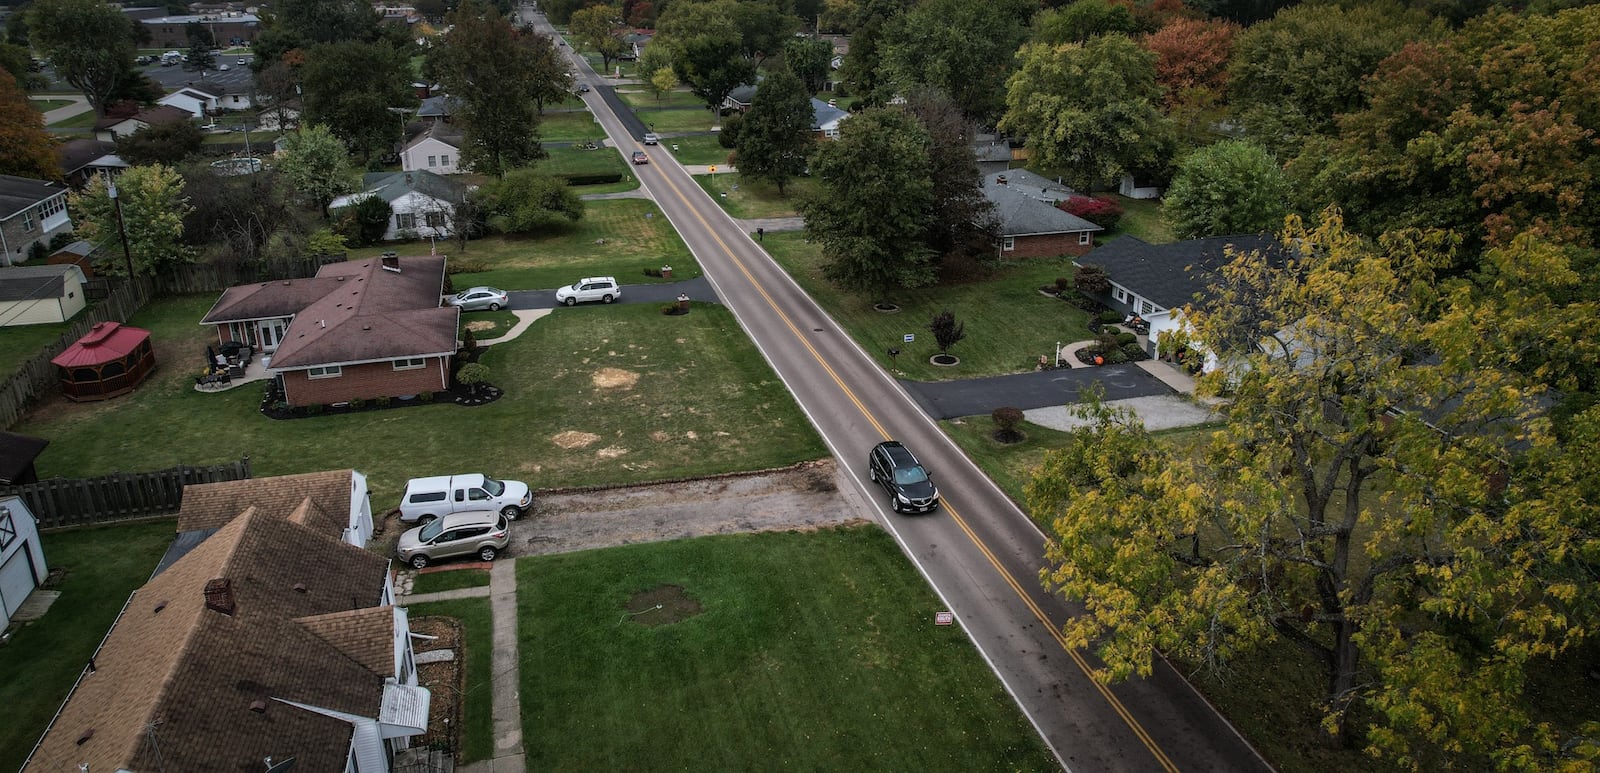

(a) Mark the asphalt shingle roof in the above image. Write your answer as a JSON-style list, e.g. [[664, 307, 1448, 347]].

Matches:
[[982, 184, 1101, 238], [266, 255, 457, 369], [0, 175, 67, 221], [0, 264, 78, 301], [176, 469, 355, 535], [1086, 233, 1285, 311]]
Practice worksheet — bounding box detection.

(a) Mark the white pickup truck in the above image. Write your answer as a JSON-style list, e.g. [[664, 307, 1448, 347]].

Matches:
[[398, 473, 532, 524]]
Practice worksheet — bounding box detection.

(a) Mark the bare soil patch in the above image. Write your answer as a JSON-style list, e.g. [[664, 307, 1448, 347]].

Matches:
[[552, 430, 601, 449], [592, 367, 638, 389], [624, 584, 703, 626]]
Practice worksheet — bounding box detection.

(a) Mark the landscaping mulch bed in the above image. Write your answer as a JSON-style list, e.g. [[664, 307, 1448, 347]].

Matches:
[[410, 615, 465, 754], [259, 383, 504, 419]]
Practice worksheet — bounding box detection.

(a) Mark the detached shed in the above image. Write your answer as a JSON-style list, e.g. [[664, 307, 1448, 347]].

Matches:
[[0, 496, 47, 629], [0, 264, 87, 326], [50, 321, 156, 401]]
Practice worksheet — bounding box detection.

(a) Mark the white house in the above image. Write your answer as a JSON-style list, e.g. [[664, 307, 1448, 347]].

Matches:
[[0, 497, 47, 630], [401, 123, 465, 174], [0, 264, 88, 326], [0, 175, 72, 266], [92, 105, 193, 141], [329, 170, 471, 241], [158, 84, 222, 118]]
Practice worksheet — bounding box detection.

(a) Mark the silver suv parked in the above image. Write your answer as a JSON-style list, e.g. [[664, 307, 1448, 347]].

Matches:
[[555, 276, 620, 306], [396, 510, 510, 569]]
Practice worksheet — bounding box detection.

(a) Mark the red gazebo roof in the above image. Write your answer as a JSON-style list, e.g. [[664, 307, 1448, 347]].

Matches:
[[51, 321, 151, 368]]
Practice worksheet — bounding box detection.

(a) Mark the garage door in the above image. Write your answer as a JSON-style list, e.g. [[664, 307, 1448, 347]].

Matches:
[[0, 546, 37, 619]]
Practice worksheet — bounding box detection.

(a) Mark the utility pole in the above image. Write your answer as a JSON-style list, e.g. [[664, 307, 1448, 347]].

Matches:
[[107, 181, 135, 279]]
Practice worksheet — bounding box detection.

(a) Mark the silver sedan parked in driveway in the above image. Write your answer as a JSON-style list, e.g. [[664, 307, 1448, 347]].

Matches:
[[450, 286, 509, 311]]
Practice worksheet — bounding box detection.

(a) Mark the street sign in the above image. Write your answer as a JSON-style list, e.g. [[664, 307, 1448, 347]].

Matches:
[[903, 334, 915, 343], [709, 165, 717, 173], [935, 611, 954, 625]]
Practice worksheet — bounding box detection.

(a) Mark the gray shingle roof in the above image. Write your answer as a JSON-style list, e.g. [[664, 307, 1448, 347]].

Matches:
[[1086, 234, 1285, 311], [354, 170, 468, 206], [416, 95, 463, 118], [981, 184, 1101, 238], [810, 98, 847, 130], [0, 264, 78, 301], [0, 175, 67, 221]]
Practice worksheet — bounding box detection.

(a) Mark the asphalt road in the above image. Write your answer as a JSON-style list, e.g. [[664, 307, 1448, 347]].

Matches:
[[534, 10, 1273, 772]]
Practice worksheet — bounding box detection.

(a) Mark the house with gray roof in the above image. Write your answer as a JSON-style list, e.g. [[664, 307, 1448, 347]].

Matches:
[[200, 255, 458, 406], [0, 264, 87, 326], [416, 95, 463, 124], [1079, 233, 1285, 362], [980, 171, 1100, 258], [328, 170, 471, 241], [720, 83, 851, 138], [0, 175, 72, 266]]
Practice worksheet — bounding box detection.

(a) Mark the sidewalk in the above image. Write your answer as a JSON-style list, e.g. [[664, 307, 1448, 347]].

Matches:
[[30, 94, 91, 124]]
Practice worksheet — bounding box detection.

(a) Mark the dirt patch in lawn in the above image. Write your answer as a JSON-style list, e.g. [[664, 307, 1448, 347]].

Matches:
[[592, 367, 638, 389], [624, 584, 703, 626], [552, 430, 601, 449], [518, 459, 868, 557], [465, 320, 497, 332]]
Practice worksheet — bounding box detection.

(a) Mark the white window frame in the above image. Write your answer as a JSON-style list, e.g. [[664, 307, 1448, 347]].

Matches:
[[1114, 288, 1127, 302], [308, 365, 342, 379], [441, 154, 451, 166], [21, 211, 35, 232], [1139, 300, 1154, 315], [424, 211, 445, 228], [1079, 232, 1091, 246], [1001, 236, 1015, 251], [396, 212, 416, 230], [427, 155, 437, 167], [393, 357, 426, 371]]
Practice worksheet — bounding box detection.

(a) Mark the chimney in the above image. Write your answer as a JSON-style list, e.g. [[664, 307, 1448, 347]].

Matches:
[[996, 174, 1008, 185], [381, 252, 401, 273], [204, 577, 236, 615]]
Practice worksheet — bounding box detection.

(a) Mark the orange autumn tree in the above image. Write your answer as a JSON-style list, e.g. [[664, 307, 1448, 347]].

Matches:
[[0, 67, 60, 180]]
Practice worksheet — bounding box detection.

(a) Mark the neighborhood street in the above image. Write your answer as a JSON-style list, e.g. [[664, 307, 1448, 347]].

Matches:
[[530, 8, 1271, 773]]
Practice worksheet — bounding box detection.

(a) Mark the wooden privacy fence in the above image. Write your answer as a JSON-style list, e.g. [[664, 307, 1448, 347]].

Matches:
[[0, 278, 149, 430], [3, 457, 252, 530], [143, 253, 344, 296]]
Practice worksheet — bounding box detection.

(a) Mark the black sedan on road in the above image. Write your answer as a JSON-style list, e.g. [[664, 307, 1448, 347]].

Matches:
[[868, 441, 940, 514]]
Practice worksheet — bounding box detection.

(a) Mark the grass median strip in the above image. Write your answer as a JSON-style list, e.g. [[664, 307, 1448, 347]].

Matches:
[[517, 526, 1056, 770]]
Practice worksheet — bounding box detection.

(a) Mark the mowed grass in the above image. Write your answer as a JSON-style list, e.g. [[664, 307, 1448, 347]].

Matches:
[[47, 110, 95, 129], [537, 109, 604, 142], [16, 296, 826, 508], [1104, 196, 1175, 245], [536, 144, 636, 183], [692, 174, 815, 219], [0, 519, 176, 770], [410, 567, 490, 595], [616, 88, 704, 109], [349, 199, 699, 291], [762, 231, 1094, 381], [0, 318, 75, 377], [633, 105, 719, 133], [655, 133, 730, 166], [407, 598, 494, 762], [518, 526, 1057, 771]]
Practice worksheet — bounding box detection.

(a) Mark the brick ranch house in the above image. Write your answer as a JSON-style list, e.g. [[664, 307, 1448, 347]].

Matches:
[[980, 169, 1102, 258], [200, 255, 457, 407]]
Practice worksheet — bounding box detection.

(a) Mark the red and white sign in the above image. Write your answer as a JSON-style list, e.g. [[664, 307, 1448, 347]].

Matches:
[[934, 611, 954, 626]]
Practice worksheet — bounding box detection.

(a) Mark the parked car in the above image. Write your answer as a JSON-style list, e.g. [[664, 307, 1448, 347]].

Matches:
[[631, 150, 648, 165], [396, 510, 509, 569], [237, 57, 247, 65], [450, 286, 509, 311], [642, 132, 659, 145], [555, 276, 620, 306], [399, 473, 532, 524], [576, 83, 590, 93], [867, 440, 940, 514]]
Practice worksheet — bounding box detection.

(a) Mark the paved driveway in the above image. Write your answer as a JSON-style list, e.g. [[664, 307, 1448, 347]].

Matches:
[[902, 363, 1174, 418], [504, 276, 717, 310]]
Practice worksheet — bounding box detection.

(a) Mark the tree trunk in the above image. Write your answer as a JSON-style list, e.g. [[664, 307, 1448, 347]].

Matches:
[[1324, 618, 1360, 748]]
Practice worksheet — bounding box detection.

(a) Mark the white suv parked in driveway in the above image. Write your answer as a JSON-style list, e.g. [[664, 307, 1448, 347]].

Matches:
[[555, 276, 621, 306]]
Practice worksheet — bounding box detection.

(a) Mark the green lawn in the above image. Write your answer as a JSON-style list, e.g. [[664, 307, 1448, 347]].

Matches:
[[0, 319, 74, 377], [408, 598, 495, 762], [1104, 196, 1174, 245], [47, 110, 96, 129], [28, 98, 72, 112], [201, 129, 279, 146], [633, 106, 720, 134], [654, 134, 731, 166], [536, 144, 638, 188], [410, 567, 491, 595], [349, 199, 699, 291], [762, 232, 1095, 381], [0, 519, 177, 771], [616, 89, 705, 109], [16, 295, 826, 509], [518, 526, 1057, 770], [459, 309, 520, 340], [691, 174, 814, 220], [538, 110, 604, 142]]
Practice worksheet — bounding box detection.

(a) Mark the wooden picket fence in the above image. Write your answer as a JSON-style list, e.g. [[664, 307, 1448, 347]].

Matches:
[[3, 457, 252, 530]]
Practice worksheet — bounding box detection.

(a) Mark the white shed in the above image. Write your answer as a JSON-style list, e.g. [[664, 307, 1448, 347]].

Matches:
[[0, 496, 48, 629], [0, 264, 87, 326]]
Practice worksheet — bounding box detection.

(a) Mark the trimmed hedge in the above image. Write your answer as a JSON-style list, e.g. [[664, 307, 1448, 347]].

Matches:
[[560, 173, 626, 186]]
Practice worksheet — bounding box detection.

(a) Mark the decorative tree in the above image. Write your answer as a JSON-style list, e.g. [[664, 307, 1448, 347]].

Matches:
[[0, 67, 60, 179], [1073, 264, 1111, 296], [456, 361, 490, 397], [990, 406, 1024, 443], [928, 310, 966, 355]]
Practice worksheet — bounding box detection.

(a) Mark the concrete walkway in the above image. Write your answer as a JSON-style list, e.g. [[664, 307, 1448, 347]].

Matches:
[[737, 216, 806, 234], [473, 308, 549, 346], [30, 94, 91, 124]]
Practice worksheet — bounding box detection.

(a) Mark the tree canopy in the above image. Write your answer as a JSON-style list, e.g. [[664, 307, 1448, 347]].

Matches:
[[115, 121, 205, 168], [275, 124, 354, 215], [798, 108, 935, 302], [881, 0, 1033, 124], [427, 0, 551, 176], [27, 0, 135, 116], [69, 165, 193, 277], [1163, 139, 1289, 239], [300, 41, 416, 161], [1000, 34, 1171, 191], [570, 4, 629, 73], [0, 67, 59, 180], [733, 69, 813, 195], [480, 167, 584, 234], [272, 0, 381, 45], [1028, 210, 1600, 767]]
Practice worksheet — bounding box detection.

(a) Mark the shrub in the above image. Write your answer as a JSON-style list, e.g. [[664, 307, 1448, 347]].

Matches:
[[1099, 310, 1125, 324], [643, 266, 662, 277], [375, 395, 392, 407], [461, 327, 477, 353], [348, 397, 365, 410], [1076, 264, 1112, 296], [991, 407, 1025, 443], [305, 403, 324, 415], [1115, 331, 1137, 346], [1121, 343, 1149, 361], [928, 310, 967, 354], [419, 391, 434, 402], [1054, 276, 1071, 292], [1059, 194, 1124, 230], [558, 173, 625, 186]]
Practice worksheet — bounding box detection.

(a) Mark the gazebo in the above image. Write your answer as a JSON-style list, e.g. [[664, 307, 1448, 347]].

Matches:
[[50, 321, 156, 401]]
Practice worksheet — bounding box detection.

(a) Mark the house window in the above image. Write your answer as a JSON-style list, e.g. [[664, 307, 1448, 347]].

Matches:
[[427, 155, 437, 167], [1114, 288, 1126, 302], [424, 211, 445, 228], [441, 154, 451, 166], [1140, 300, 1154, 315], [1079, 232, 1091, 246], [1002, 237, 1015, 251], [396, 213, 416, 230], [21, 211, 34, 232], [393, 357, 426, 371], [308, 365, 342, 379], [39, 197, 65, 218]]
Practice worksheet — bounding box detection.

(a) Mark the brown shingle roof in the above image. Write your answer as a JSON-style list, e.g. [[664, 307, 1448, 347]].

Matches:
[[199, 275, 347, 324], [268, 255, 457, 369], [175, 469, 354, 535], [297, 606, 397, 677], [26, 510, 392, 773]]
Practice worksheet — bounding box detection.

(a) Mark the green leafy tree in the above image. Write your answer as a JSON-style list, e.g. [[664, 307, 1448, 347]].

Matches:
[[275, 124, 354, 215], [1000, 33, 1172, 191], [304, 227, 349, 257], [881, 0, 1031, 123], [1228, 2, 1434, 158], [273, 0, 380, 44], [179, 164, 301, 262], [648, 66, 679, 106], [1163, 140, 1288, 239], [481, 167, 584, 234], [427, 0, 548, 176], [1028, 211, 1600, 764], [1034, 0, 1137, 45], [186, 39, 216, 72], [27, 0, 134, 116], [782, 36, 831, 94], [838, 15, 888, 107], [0, 67, 59, 179], [300, 41, 416, 162], [521, 29, 573, 112], [455, 361, 490, 396], [570, 4, 629, 74], [0, 43, 48, 91], [798, 108, 935, 303], [115, 121, 205, 167], [336, 194, 393, 246], [69, 165, 193, 277], [904, 87, 999, 271], [655, 1, 757, 110], [725, 0, 796, 70], [735, 69, 812, 195]]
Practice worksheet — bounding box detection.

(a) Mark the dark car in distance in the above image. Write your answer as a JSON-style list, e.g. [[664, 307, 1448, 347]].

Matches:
[[867, 440, 940, 514]]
